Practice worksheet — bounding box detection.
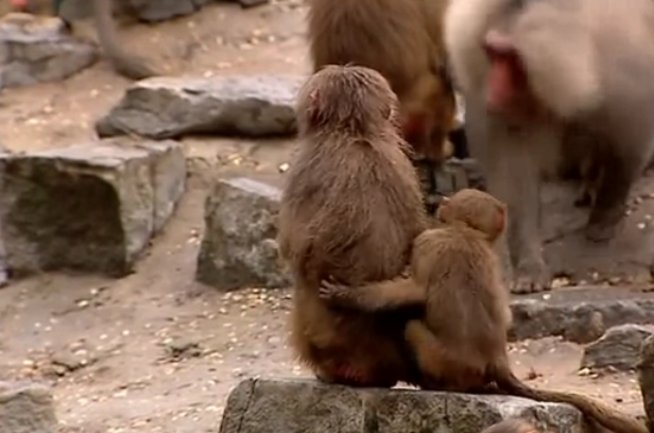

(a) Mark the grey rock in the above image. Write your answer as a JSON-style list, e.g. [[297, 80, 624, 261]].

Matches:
[[96, 75, 302, 140], [58, 0, 211, 22], [0, 139, 185, 278], [0, 381, 57, 433], [219, 379, 586, 433], [196, 177, 290, 291], [128, 0, 212, 22], [639, 335, 654, 432], [509, 294, 654, 343], [0, 13, 96, 90], [581, 324, 654, 371]]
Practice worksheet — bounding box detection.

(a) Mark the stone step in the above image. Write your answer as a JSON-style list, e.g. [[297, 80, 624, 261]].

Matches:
[[219, 379, 586, 433]]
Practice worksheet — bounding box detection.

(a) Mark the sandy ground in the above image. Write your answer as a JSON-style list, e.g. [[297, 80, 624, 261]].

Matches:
[[0, 1, 646, 432]]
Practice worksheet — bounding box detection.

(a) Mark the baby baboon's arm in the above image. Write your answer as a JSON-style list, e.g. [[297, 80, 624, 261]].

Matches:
[[318, 272, 425, 312]]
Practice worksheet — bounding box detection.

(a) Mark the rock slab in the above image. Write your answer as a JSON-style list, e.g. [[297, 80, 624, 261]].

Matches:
[[509, 295, 654, 344], [0, 13, 96, 89], [581, 324, 654, 371], [219, 379, 585, 433], [96, 75, 302, 140], [0, 139, 185, 278], [196, 177, 290, 291], [58, 0, 212, 22], [0, 381, 57, 433]]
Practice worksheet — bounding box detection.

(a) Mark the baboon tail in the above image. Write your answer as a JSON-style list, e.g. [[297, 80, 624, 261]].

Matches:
[[494, 368, 647, 433], [91, 0, 158, 80]]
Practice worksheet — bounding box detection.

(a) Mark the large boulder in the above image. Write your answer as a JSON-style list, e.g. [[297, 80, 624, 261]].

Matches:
[[196, 177, 290, 291], [96, 75, 302, 140], [0, 381, 57, 433], [0, 13, 96, 89], [0, 139, 185, 278], [219, 379, 586, 433]]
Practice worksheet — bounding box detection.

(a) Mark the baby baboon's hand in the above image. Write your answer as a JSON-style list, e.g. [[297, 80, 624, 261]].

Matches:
[[318, 277, 351, 305]]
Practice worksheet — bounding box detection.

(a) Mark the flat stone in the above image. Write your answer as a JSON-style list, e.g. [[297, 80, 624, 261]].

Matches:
[[219, 379, 585, 433], [96, 75, 302, 140], [0, 381, 57, 433], [128, 0, 212, 22], [0, 13, 96, 89], [0, 139, 185, 278], [196, 177, 290, 291], [581, 324, 654, 371]]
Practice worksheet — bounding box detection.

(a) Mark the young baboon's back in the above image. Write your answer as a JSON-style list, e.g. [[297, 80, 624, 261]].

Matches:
[[278, 65, 428, 386]]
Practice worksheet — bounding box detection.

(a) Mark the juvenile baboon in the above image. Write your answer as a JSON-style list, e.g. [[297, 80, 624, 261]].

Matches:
[[319, 188, 648, 433], [443, 0, 654, 293], [277, 64, 428, 387], [307, 0, 457, 172], [11, 0, 158, 80]]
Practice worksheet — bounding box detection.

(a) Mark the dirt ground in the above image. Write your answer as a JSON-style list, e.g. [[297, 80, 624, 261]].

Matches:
[[0, 1, 646, 432]]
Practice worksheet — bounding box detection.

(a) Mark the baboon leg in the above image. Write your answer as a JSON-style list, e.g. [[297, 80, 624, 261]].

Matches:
[[91, 0, 158, 80], [469, 105, 553, 294], [404, 319, 450, 386], [319, 276, 425, 312], [415, 159, 440, 215], [585, 146, 637, 242]]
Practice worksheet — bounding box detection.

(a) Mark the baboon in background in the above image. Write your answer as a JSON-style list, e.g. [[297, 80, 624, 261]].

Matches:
[[277, 64, 428, 387], [306, 0, 458, 211], [319, 188, 648, 433], [10, 0, 158, 79], [443, 0, 654, 293]]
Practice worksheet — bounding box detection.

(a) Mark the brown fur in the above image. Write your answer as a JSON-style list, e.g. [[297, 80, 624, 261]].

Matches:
[[444, 0, 654, 293], [16, 0, 158, 80], [277, 64, 428, 386], [319, 188, 647, 433], [306, 0, 457, 164]]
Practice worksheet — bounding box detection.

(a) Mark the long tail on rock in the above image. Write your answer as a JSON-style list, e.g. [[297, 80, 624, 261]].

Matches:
[[494, 368, 647, 433]]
